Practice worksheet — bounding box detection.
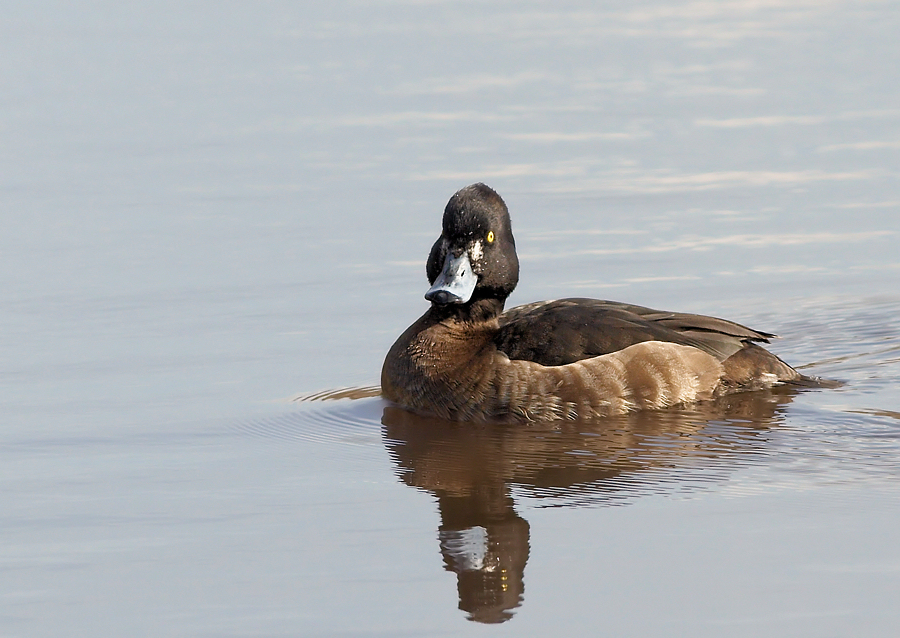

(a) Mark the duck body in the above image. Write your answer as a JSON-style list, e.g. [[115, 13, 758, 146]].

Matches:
[[382, 183, 808, 422]]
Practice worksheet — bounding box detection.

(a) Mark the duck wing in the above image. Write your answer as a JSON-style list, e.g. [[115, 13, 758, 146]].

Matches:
[[496, 298, 775, 366]]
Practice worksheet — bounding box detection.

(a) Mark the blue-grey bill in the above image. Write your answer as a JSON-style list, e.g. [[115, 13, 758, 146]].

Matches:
[[425, 252, 477, 304]]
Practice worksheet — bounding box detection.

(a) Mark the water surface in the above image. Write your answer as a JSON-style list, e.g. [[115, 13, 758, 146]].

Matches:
[[2, 1, 899, 636]]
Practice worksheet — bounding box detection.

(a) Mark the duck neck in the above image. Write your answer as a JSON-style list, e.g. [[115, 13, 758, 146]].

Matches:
[[431, 297, 506, 325]]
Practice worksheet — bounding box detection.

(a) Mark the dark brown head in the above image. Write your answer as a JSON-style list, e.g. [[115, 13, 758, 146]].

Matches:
[[425, 184, 520, 314]]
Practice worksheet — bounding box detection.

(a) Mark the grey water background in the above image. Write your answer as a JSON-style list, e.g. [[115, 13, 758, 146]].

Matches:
[[3, 1, 900, 635]]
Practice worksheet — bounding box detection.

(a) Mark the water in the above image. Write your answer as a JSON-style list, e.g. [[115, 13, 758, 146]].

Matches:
[[2, 1, 899, 635]]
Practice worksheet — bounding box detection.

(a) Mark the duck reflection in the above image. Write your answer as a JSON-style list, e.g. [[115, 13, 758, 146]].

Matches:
[[381, 387, 802, 623]]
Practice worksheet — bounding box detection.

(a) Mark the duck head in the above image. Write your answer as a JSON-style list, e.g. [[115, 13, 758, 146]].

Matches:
[[425, 184, 520, 314]]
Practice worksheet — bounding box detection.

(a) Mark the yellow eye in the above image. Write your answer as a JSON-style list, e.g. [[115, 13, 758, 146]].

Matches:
[[486, 231, 494, 243]]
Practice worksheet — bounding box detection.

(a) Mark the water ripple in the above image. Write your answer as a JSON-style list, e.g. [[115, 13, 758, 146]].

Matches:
[[230, 386, 384, 448]]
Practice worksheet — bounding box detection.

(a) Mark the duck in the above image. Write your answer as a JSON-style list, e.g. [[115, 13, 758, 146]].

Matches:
[[381, 183, 814, 422]]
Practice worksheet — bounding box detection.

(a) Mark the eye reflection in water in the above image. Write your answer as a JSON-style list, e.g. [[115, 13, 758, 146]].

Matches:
[[381, 387, 804, 624]]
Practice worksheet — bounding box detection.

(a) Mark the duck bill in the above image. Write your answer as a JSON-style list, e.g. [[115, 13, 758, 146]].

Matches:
[[425, 252, 477, 305]]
